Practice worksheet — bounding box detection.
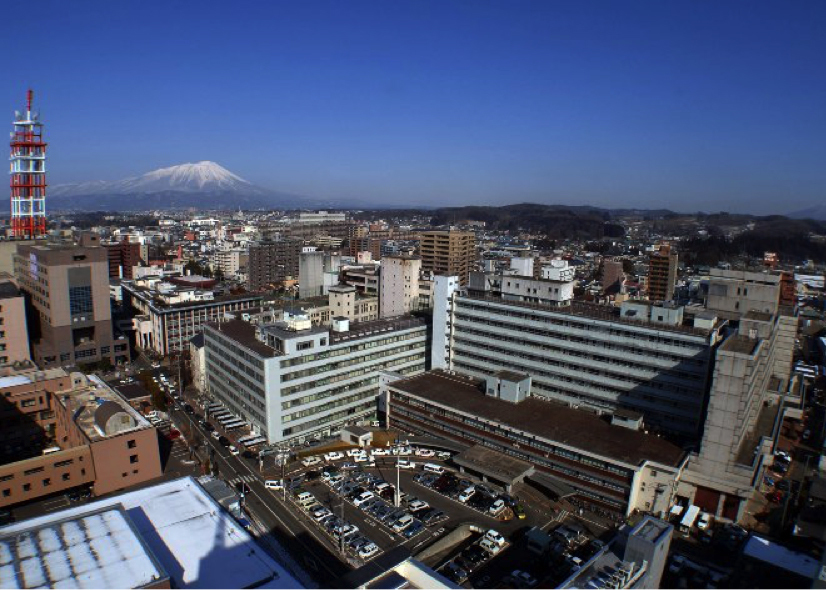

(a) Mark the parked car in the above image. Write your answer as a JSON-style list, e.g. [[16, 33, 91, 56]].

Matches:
[[480, 537, 503, 555], [511, 570, 538, 588], [229, 445, 239, 455], [302, 456, 321, 467], [485, 529, 506, 547], [697, 512, 712, 531], [358, 542, 379, 559], [403, 521, 424, 539], [488, 499, 506, 515], [514, 504, 526, 519], [324, 451, 344, 461], [218, 436, 231, 447], [354, 492, 375, 507]]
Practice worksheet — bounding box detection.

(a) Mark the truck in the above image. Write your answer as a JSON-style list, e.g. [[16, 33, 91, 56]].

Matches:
[[679, 505, 701, 536]]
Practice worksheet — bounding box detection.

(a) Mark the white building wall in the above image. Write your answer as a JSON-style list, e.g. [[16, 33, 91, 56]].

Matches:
[[431, 275, 460, 370]]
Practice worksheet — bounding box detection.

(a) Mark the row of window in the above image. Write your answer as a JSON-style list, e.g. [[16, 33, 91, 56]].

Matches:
[[282, 341, 425, 382], [458, 299, 708, 353], [279, 329, 425, 368], [281, 376, 379, 410]]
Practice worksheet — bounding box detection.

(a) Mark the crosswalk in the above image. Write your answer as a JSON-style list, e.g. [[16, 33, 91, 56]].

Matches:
[[554, 509, 570, 523], [228, 474, 258, 486]]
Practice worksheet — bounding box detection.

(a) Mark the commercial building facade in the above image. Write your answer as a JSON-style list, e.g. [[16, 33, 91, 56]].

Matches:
[[14, 236, 126, 367], [123, 278, 262, 356], [203, 315, 427, 445], [379, 254, 421, 318], [0, 279, 30, 364]]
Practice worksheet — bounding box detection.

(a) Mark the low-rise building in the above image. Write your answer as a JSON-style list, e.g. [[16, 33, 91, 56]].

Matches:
[[385, 369, 688, 515], [0, 370, 162, 507]]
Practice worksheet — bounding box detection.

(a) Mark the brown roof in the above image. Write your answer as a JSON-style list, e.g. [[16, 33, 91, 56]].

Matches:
[[205, 320, 277, 358], [390, 370, 686, 468], [720, 335, 759, 355]]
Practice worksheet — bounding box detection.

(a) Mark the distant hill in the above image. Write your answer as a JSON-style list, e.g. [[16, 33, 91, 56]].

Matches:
[[788, 204, 826, 221], [48, 161, 310, 210]]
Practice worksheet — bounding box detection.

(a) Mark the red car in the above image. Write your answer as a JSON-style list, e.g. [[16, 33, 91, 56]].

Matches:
[[165, 429, 181, 441]]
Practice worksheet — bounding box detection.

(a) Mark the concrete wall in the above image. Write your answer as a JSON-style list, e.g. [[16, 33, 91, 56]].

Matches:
[[0, 446, 95, 508], [89, 427, 162, 496]]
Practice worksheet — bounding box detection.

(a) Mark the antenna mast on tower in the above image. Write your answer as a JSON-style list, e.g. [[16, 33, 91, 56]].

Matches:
[[9, 89, 47, 238]]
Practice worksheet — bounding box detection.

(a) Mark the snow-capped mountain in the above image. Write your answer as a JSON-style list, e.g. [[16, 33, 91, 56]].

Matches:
[[48, 161, 308, 210], [50, 161, 264, 197]]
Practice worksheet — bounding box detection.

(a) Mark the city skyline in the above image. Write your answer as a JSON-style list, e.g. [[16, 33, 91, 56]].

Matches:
[[3, 1, 825, 215]]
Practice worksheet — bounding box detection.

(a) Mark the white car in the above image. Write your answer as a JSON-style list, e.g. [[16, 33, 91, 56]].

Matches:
[[436, 451, 451, 460], [697, 512, 712, 531], [346, 448, 364, 458], [479, 537, 502, 555], [302, 456, 321, 467], [485, 529, 505, 547], [397, 459, 416, 470], [488, 499, 506, 515], [393, 446, 412, 456], [414, 448, 435, 458], [408, 500, 429, 512], [354, 491, 375, 507], [324, 451, 344, 462], [211, 431, 221, 440], [265, 480, 284, 491], [371, 448, 389, 456], [358, 542, 379, 559], [354, 453, 369, 462], [229, 445, 239, 455]]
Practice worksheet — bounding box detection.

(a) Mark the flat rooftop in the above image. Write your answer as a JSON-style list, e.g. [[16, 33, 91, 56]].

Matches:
[[0, 477, 301, 589], [0, 506, 167, 589], [461, 293, 716, 337], [58, 375, 152, 443], [329, 316, 426, 344], [453, 445, 534, 483], [0, 281, 20, 299], [390, 370, 686, 468], [720, 334, 759, 356], [206, 320, 278, 358]]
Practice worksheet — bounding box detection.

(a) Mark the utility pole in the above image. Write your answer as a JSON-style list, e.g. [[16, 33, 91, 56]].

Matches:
[[395, 456, 401, 508]]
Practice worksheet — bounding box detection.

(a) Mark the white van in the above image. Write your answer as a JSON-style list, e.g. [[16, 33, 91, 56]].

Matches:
[[296, 491, 314, 506], [458, 486, 476, 503], [422, 463, 444, 474]]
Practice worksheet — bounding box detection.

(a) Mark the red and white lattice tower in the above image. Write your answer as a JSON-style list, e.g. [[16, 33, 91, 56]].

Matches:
[[9, 90, 47, 238]]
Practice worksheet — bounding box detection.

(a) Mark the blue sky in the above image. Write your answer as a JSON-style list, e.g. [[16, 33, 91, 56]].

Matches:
[[2, 0, 825, 213]]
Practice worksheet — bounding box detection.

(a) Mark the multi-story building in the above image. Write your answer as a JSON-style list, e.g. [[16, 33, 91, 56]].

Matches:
[[647, 245, 678, 302], [419, 230, 476, 286], [246, 239, 303, 291], [679, 306, 797, 522], [380, 255, 421, 318], [0, 278, 30, 364], [435, 285, 723, 438], [0, 369, 161, 507], [14, 235, 125, 368], [601, 259, 625, 293], [203, 314, 427, 445], [123, 277, 262, 356], [705, 268, 781, 319], [386, 369, 687, 515], [105, 240, 142, 280], [299, 250, 341, 299], [341, 263, 381, 296], [209, 248, 248, 280]]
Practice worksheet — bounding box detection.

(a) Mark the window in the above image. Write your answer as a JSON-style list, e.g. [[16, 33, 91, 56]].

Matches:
[[2, 489, 9, 497], [22, 483, 31, 492], [0, 475, 13, 482], [43, 478, 51, 487], [62, 473, 70, 481], [69, 285, 94, 315], [24, 467, 44, 476], [296, 341, 313, 351], [20, 399, 36, 408], [127, 439, 136, 449], [130, 455, 139, 464]]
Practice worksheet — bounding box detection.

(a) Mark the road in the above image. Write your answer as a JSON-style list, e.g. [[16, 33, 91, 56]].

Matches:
[[165, 400, 352, 586]]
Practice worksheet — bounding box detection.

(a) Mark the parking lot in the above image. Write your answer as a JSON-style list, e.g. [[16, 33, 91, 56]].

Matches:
[[266, 443, 602, 584]]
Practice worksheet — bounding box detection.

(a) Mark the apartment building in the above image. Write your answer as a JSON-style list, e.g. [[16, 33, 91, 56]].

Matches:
[[418, 230, 476, 286], [380, 254, 422, 318], [246, 239, 303, 291], [647, 245, 678, 302], [105, 241, 142, 280], [0, 370, 161, 507], [0, 279, 30, 364], [209, 248, 248, 279], [386, 370, 687, 515], [435, 286, 723, 438], [123, 278, 262, 356], [14, 236, 126, 368], [203, 314, 427, 445]]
